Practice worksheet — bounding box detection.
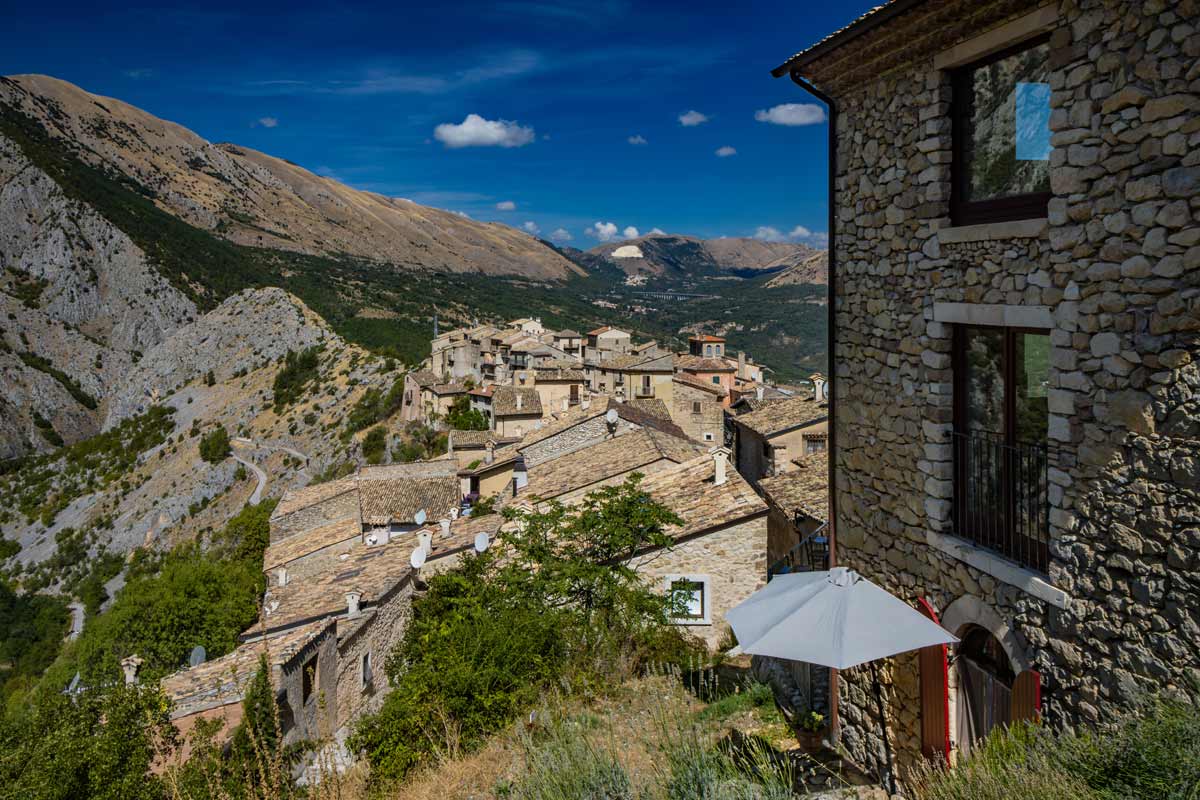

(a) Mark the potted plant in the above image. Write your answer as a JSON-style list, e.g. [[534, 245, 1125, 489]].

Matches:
[[796, 710, 826, 750]]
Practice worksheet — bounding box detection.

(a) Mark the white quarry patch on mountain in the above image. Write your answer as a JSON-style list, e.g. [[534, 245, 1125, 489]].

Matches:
[[611, 245, 644, 259]]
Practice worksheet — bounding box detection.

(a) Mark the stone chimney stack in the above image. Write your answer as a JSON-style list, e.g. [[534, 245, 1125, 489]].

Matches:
[[756, 385, 765, 401], [515, 393, 523, 411], [811, 373, 827, 403], [581, 397, 591, 410], [120, 655, 143, 686], [485, 439, 495, 464], [710, 447, 730, 486], [738, 351, 747, 379], [275, 567, 288, 587], [346, 590, 362, 619]]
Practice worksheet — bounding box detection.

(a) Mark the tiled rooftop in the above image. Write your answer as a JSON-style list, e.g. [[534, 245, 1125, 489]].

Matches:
[[524, 428, 704, 500], [732, 393, 828, 438], [272, 477, 357, 520], [757, 450, 829, 523], [358, 476, 461, 526], [409, 369, 438, 388], [675, 354, 736, 372], [264, 517, 360, 570], [492, 386, 543, 417], [638, 454, 768, 540]]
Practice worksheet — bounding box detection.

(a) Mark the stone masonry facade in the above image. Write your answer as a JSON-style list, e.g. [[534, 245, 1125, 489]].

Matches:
[[791, 0, 1200, 784]]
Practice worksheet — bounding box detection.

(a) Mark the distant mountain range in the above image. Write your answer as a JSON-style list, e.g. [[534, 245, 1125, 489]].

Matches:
[[569, 234, 824, 282]]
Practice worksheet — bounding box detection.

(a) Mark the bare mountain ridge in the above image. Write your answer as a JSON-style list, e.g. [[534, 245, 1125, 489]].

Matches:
[[585, 233, 824, 280], [0, 74, 582, 281]]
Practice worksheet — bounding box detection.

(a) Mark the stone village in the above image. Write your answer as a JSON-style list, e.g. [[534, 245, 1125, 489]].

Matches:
[[128, 0, 1197, 789]]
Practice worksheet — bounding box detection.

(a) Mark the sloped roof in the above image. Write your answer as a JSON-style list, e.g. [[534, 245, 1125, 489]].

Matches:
[[449, 430, 497, 448], [432, 382, 468, 395], [264, 517, 361, 570], [493, 386, 543, 417], [524, 428, 704, 500], [554, 329, 583, 338], [534, 366, 584, 381], [690, 334, 726, 342], [271, 477, 357, 520], [733, 394, 828, 438], [626, 397, 671, 420], [673, 374, 728, 397], [758, 450, 829, 523], [675, 354, 736, 373], [358, 476, 461, 526], [409, 369, 438, 388], [637, 454, 768, 540], [771, 0, 919, 77]]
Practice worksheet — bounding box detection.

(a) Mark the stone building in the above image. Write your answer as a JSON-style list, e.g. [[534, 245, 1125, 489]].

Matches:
[[528, 362, 586, 414], [491, 386, 543, 437], [773, 0, 1199, 786], [758, 449, 829, 570], [671, 374, 727, 445], [730, 387, 829, 489]]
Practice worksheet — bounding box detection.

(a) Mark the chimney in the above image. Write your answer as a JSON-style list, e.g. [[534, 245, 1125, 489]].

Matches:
[[738, 351, 747, 379], [516, 393, 523, 411], [346, 590, 362, 619], [581, 397, 591, 410], [438, 518, 452, 544], [812, 373, 827, 403], [419, 528, 435, 555], [120, 655, 143, 686], [275, 567, 288, 587], [710, 447, 730, 486], [562, 396, 569, 411], [485, 439, 495, 464], [756, 385, 765, 401]]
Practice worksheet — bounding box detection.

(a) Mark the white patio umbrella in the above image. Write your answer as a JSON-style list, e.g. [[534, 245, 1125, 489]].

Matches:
[[725, 566, 958, 793], [726, 566, 958, 670]]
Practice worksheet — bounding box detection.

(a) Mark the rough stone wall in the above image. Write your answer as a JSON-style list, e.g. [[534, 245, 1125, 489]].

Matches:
[[335, 579, 416, 731], [518, 417, 638, 466], [278, 630, 339, 745], [671, 381, 724, 444], [627, 516, 769, 649], [813, 0, 1200, 784], [270, 491, 359, 543], [734, 427, 770, 488]]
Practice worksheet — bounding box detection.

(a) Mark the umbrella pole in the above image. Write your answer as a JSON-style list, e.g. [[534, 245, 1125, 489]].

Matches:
[[872, 661, 897, 795]]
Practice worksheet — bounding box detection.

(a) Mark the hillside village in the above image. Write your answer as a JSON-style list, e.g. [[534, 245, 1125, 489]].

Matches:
[[153, 315, 833, 765]]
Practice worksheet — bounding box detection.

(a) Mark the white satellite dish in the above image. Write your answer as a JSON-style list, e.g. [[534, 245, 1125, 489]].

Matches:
[[449, 507, 460, 520], [474, 531, 490, 553], [605, 408, 619, 425], [414, 509, 428, 526], [409, 546, 427, 569]]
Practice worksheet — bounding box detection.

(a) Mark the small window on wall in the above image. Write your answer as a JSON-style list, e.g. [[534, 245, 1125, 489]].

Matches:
[[692, 401, 702, 414], [361, 651, 373, 690], [667, 576, 709, 624], [805, 437, 827, 454], [703, 432, 715, 442], [952, 34, 1052, 225], [711, 376, 721, 385]]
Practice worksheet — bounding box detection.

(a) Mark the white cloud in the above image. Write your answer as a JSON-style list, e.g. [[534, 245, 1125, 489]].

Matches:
[[678, 110, 708, 127], [788, 225, 811, 238], [495, 200, 516, 211], [754, 103, 826, 126], [522, 221, 540, 234], [255, 116, 279, 128], [623, 226, 639, 239], [550, 228, 573, 242], [648, 227, 666, 235], [586, 221, 620, 242], [753, 226, 786, 242], [715, 145, 736, 157], [433, 114, 535, 148], [627, 134, 648, 145]]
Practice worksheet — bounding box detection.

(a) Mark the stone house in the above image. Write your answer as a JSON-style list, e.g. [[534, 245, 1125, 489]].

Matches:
[[447, 429, 517, 469], [549, 329, 584, 357], [688, 334, 727, 359], [730, 388, 829, 489], [670, 374, 727, 445], [528, 362, 586, 414], [428, 382, 469, 422], [757, 450, 829, 570], [584, 325, 633, 359], [402, 369, 438, 423], [773, 0, 1200, 785], [491, 386, 543, 437], [468, 384, 494, 424], [510, 317, 545, 336], [675, 353, 738, 405], [595, 352, 675, 401]]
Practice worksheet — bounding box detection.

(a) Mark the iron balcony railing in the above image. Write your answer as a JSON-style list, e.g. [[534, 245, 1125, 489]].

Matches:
[[951, 430, 1050, 573], [768, 521, 830, 580]]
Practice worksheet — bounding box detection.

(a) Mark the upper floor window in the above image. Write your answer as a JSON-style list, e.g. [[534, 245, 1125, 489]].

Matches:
[[951, 35, 1052, 225]]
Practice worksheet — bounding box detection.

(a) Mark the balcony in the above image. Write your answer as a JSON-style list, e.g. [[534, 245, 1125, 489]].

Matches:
[[951, 430, 1050, 573]]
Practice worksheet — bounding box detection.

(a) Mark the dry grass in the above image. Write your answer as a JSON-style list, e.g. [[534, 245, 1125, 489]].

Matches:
[[359, 672, 791, 800]]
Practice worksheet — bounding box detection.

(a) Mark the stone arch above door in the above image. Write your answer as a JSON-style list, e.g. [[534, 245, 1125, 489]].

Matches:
[[940, 594, 1031, 674]]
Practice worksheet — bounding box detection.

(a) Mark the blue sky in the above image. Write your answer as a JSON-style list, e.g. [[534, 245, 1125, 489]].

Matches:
[[1, 0, 876, 249]]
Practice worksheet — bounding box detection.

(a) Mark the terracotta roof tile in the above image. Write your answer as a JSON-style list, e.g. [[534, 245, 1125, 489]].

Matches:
[[732, 394, 828, 438], [638, 454, 769, 539], [271, 477, 357, 520], [524, 428, 704, 500], [757, 450, 829, 523], [675, 354, 736, 372], [673, 374, 728, 396], [358, 476, 461, 526], [409, 369, 438, 388], [493, 386, 542, 417], [626, 398, 671, 420], [264, 517, 361, 570]]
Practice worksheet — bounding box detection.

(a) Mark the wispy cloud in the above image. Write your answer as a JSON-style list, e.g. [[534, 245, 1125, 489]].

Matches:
[[253, 116, 279, 128], [522, 221, 541, 234], [753, 224, 826, 246], [678, 110, 708, 127], [715, 145, 736, 157], [755, 103, 826, 126], [495, 200, 516, 211], [627, 134, 647, 145], [434, 114, 535, 148], [550, 228, 573, 242]]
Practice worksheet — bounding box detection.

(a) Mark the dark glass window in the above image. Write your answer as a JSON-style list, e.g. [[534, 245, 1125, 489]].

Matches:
[[952, 36, 1052, 224]]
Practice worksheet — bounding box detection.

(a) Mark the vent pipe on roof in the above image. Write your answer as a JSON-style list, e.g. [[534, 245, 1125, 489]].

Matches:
[[711, 447, 730, 486], [121, 655, 143, 686], [756, 386, 765, 401], [515, 393, 523, 411], [276, 567, 288, 587], [419, 528, 434, 555], [346, 590, 362, 619], [812, 373, 827, 403]]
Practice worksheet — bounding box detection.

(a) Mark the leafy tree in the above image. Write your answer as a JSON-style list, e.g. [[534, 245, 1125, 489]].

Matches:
[[445, 394, 488, 431], [198, 425, 231, 463], [0, 584, 69, 695], [204, 369, 215, 387], [350, 475, 700, 781], [272, 346, 321, 410], [362, 426, 388, 465]]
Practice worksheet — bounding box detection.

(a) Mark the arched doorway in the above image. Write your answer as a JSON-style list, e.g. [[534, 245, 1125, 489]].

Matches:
[[955, 624, 1015, 754]]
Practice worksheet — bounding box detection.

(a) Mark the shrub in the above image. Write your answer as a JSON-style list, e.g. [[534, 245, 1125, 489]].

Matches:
[[272, 346, 321, 410], [445, 395, 488, 431], [506, 720, 635, 800], [362, 426, 388, 465], [198, 425, 231, 463]]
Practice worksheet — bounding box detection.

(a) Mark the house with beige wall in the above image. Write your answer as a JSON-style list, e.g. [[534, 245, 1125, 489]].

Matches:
[[491, 386, 543, 438], [730, 388, 829, 489], [670, 375, 727, 445]]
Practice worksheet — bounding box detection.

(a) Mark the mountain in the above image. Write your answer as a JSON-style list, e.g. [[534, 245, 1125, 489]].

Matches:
[[584, 233, 822, 281], [765, 249, 829, 287], [0, 75, 581, 282]]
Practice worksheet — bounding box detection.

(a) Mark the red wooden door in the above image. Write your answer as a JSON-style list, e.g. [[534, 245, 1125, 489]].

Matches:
[[1011, 669, 1042, 723], [917, 598, 951, 764]]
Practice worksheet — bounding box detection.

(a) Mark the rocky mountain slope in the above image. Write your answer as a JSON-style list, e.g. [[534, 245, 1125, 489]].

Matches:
[[0, 287, 400, 592], [765, 250, 829, 287], [0, 74, 581, 281], [584, 233, 822, 281]]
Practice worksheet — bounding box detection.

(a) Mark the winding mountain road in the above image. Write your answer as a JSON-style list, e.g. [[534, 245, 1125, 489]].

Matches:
[[229, 438, 311, 505], [232, 453, 267, 505]]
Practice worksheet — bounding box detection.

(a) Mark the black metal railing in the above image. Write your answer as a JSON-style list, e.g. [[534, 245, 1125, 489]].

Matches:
[[951, 430, 1050, 573], [768, 522, 830, 580]]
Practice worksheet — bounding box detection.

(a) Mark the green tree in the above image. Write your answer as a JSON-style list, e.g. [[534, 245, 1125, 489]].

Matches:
[[272, 346, 321, 410], [445, 394, 488, 431], [362, 426, 388, 465], [198, 425, 231, 463]]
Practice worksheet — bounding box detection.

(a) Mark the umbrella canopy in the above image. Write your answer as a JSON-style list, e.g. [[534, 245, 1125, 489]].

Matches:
[[726, 567, 958, 670]]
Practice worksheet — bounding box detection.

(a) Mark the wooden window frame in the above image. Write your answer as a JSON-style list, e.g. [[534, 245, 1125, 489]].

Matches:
[[950, 33, 1053, 226]]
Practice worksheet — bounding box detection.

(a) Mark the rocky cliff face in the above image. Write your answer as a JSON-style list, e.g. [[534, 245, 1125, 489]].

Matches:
[[0, 128, 196, 457], [0, 75, 582, 281]]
